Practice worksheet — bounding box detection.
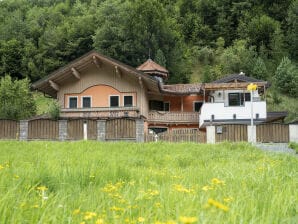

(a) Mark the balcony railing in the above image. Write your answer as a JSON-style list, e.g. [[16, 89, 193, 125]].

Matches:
[[148, 111, 199, 123], [60, 107, 140, 118]]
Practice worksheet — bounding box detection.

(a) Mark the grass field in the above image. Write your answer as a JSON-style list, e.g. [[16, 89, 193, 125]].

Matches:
[[0, 141, 297, 224]]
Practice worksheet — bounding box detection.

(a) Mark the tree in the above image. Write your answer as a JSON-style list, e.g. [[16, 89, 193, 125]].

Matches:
[[274, 57, 298, 97], [0, 76, 36, 120], [287, 0, 298, 61]]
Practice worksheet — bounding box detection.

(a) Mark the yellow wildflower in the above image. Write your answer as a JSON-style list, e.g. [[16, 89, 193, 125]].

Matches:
[[173, 184, 194, 193], [202, 185, 213, 191], [110, 206, 124, 212], [138, 217, 145, 222], [73, 209, 80, 215], [14, 175, 20, 179], [95, 218, 104, 224], [36, 186, 48, 191], [166, 221, 177, 224], [208, 199, 229, 212], [0, 165, 4, 170], [84, 211, 97, 220], [80, 222, 85, 224], [179, 216, 198, 224], [223, 197, 234, 203], [32, 204, 39, 208], [211, 178, 225, 185], [155, 202, 161, 208]]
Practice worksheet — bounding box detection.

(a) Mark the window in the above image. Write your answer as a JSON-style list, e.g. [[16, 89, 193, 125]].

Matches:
[[69, 97, 77, 108], [110, 96, 119, 107], [149, 100, 164, 111], [124, 96, 133, 107], [244, 93, 251, 101], [164, 102, 170, 111], [194, 102, 203, 112], [228, 93, 242, 106], [82, 97, 91, 108]]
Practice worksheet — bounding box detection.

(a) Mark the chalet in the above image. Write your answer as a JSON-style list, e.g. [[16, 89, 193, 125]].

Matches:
[[32, 51, 286, 140]]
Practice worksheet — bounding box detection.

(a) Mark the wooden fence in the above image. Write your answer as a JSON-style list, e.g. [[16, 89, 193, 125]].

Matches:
[[28, 119, 59, 140], [215, 124, 248, 142], [145, 129, 206, 143], [67, 119, 97, 140], [106, 118, 136, 140], [0, 119, 19, 139], [257, 123, 289, 143]]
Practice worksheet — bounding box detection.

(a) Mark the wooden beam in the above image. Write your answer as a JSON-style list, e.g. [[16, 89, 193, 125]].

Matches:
[[71, 67, 80, 80], [138, 77, 143, 89], [92, 56, 102, 69], [115, 66, 122, 78], [49, 80, 59, 91]]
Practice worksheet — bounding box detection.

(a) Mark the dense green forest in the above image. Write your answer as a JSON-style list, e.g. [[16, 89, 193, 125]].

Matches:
[[0, 0, 297, 119]]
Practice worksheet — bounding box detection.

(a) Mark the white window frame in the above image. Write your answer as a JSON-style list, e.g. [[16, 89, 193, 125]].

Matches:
[[68, 96, 78, 109], [81, 96, 92, 108], [109, 95, 120, 107], [123, 95, 134, 107], [193, 101, 203, 112]]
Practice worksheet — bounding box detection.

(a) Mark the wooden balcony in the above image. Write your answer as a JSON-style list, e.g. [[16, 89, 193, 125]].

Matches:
[[148, 111, 199, 124], [60, 107, 140, 118]]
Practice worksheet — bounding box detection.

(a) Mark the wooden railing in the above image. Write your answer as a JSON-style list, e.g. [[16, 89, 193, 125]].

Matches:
[[148, 111, 199, 123], [60, 107, 140, 118]]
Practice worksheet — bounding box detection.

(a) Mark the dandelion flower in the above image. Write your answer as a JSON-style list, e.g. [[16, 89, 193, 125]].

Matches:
[[138, 217, 145, 222], [96, 218, 104, 224], [179, 216, 198, 224], [211, 178, 225, 185], [73, 209, 80, 215], [36, 186, 48, 191], [208, 198, 229, 212]]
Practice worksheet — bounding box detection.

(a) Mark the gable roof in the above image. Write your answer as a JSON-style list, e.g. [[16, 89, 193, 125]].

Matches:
[[212, 73, 265, 83], [137, 59, 168, 78], [32, 51, 160, 97]]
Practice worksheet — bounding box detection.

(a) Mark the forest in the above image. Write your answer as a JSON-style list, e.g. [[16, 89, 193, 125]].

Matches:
[[0, 0, 297, 119]]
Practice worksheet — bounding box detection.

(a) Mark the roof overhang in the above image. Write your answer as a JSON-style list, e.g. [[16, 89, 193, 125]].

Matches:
[[204, 82, 268, 91], [32, 51, 160, 97]]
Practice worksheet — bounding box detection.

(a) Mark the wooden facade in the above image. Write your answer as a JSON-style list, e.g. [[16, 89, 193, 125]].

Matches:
[[215, 124, 248, 142], [0, 119, 19, 139], [257, 123, 289, 143]]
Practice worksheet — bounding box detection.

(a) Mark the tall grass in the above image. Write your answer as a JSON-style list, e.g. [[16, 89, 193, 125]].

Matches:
[[0, 141, 297, 223]]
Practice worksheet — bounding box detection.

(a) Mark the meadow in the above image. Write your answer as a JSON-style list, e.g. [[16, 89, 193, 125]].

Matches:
[[0, 141, 297, 224]]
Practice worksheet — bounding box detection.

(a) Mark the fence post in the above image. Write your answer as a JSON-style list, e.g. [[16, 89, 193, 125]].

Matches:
[[289, 124, 298, 142], [97, 120, 106, 141], [19, 120, 28, 141], [58, 120, 68, 141], [247, 125, 256, 143], [136, 119, 144, 142], [206, 126, 215, 144]]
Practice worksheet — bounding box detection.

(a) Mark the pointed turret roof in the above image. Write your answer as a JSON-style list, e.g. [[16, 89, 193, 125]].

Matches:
[[137, 59, 169, 79]]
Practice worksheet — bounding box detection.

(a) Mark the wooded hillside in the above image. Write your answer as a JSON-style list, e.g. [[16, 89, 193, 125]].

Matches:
[[0, 1, 297, 103]]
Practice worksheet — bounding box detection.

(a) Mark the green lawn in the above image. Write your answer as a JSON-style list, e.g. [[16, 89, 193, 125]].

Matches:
[[0, 141, 297, 224]]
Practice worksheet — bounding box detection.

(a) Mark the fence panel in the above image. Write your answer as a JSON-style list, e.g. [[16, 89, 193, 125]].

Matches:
[[257, 123, 289, 143], [67, 119, 84, 140], [145, 129, 206, 143], [87, 120, 97, 140], [106, 118, 136, 140], [28, 119, 59, 140], [0, 119, 19, 139], [215, 124, 247, 142]]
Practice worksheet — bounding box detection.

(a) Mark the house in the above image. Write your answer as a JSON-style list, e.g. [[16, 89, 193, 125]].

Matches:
[[32, 51, 286, 140]]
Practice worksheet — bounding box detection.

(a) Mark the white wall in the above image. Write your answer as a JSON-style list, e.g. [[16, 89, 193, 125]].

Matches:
[[289, 124, 298, 142], [200, 101, 267, 126], [210, 90, 260, 105]]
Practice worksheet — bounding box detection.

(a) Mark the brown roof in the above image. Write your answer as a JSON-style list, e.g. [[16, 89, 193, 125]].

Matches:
[[161, 84, 203, 95], [32, 51, 160, 97], [137, 59, 168, 78]]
